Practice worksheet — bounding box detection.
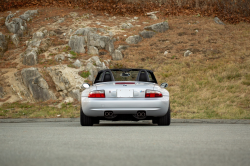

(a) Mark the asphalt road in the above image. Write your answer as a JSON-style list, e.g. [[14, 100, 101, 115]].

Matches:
[[0, 121, 250, 166]]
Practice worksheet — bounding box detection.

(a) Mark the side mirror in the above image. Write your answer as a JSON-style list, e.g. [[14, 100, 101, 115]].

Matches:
[[82, 83, 90, 89], [160, 83, 168, 88]]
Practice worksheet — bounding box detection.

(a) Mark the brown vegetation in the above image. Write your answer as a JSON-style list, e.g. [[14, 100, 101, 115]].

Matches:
[[1, 0, 250, 24]]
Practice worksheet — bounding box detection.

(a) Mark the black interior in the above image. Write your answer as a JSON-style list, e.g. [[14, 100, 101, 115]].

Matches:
[[103, 73, 112, 82], [139, 72, 147, 82]]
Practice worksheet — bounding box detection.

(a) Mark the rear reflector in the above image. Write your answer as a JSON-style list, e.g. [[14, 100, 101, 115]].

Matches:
[[145, 90, 163, 98], [115, 82, 135, 84], [88, 90, 105, 98]]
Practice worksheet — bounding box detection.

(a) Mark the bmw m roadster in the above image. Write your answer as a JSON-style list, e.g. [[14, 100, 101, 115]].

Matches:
[[80, 69, 170, 126]]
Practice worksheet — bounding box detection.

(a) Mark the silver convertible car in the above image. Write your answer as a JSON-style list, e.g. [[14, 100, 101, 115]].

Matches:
[[80, 69, 170, 126]]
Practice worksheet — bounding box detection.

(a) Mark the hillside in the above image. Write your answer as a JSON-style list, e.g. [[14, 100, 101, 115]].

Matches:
[[0, 6, 249, 119]]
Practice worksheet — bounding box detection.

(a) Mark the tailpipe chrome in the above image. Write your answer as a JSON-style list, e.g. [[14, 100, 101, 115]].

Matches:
[[104, 111, 116, 119], [133, 111, 146, 119]]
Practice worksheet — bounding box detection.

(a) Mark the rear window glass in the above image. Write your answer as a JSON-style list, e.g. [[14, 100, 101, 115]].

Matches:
[[111, 71, 139, 81]]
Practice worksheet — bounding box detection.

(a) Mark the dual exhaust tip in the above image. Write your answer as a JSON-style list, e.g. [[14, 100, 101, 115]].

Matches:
[[104, 111, 146, 119], [104, 111, 114, 117]]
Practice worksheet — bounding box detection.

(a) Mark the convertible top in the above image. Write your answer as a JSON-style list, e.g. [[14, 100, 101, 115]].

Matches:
[[94, 69, 157, 84]]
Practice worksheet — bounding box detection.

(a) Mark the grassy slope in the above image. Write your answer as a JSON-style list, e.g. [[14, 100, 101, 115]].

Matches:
[[0, 14, 249, 119], [112, 16, 250, 119]]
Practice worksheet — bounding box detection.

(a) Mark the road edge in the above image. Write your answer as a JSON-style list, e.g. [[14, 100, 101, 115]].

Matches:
[[0, 118, 249, 124]]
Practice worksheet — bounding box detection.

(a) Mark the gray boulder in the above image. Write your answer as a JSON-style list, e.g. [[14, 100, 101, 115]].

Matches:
[[144, 21, 169, 33], [139, 30, 156, 38], [87, 33, 114, 53], [112, 50, 123, 60], [69, 35, 86, 53], [20, 10, 38, 21], [88, 46, 99, 55], [5, 15, 27, 37], [46, 67, 71, 91], [73, 59, 81, 68], [0, 32, 8, 57], [21, 68, 56, 101], [125, 35, 142, 44], [121, 23, 133, 29], [23, 48, 38, 66], [214, 17, 225, 25], [86, 62, 98, 82], [11, 34, 19, 47], [74, 27, 96, 42]]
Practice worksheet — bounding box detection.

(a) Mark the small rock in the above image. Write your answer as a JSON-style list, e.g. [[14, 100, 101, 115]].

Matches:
[[144, 22, 169, 33], [57, 115, 61, 117], [164, 51, 168, 56], [121, 23, 133, 29], [117, 45, 129, 52], [73, 59, 81, 68], [88, 46, 99, 55], [112, 50, 123, 60], [139, 30, 156, 38], [134, 17, 139, 20], [64, 97, 74, 103], [195, 30, 199, 33], [184, 50, 192, 57], [55, 54, 65, 62], [214, 17, 225, 25], [63, 33, 66, 36], [149, 14, 158, 20], [11, 34, 19, 47], [125, 35, 142, 44]]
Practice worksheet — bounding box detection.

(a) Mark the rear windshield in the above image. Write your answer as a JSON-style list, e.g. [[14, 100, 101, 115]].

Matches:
[[111, 70, 139, 81]]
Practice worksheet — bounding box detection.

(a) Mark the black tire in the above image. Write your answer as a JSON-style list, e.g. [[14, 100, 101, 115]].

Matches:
[[152, 118, 158, 124], [157, 104, 171, 126], [80, 108, 93, 126]]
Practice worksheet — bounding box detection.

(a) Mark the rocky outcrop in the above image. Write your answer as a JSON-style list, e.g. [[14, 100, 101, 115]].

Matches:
[[46, 67, 71, 92], [23, 30, 49, 66], [5, 14, 28, 37], [21, 68, 56, 101], [68, 89, 81, 101], [0, 32, 8, 57], [125, 35, 142, 44], [112, 50, 123, 60], [68, 35, 86, 53], [139, 30, 156, 38], [117, 45, 129, 52], [87, 33, 114, 53], [144, 21, 169, 33], [20, 10, 38, 21]]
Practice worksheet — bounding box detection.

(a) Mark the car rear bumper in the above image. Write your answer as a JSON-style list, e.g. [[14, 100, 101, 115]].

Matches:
[[81, 96, 169, 117]]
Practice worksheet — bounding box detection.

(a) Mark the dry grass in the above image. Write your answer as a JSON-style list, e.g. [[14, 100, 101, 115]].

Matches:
[[0, 101, 80, 119], [114, 15, 250, 119]]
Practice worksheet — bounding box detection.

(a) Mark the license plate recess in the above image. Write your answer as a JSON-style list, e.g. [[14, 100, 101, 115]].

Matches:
[[117, 89, 134, 98]]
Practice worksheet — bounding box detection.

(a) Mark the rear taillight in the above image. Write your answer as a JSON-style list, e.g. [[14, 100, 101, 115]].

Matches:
[[145, 90, 163, 98], [88, 90, 105, 98]]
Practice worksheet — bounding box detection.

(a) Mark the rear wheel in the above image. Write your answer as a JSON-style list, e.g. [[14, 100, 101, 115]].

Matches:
[[80, 108, 93, 126], [157, 104, 171, 126]]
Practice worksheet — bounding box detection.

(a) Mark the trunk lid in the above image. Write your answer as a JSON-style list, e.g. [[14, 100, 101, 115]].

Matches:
[[95, 81, 156, 98]]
